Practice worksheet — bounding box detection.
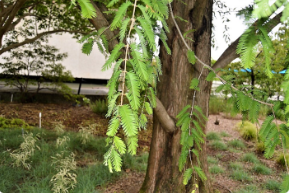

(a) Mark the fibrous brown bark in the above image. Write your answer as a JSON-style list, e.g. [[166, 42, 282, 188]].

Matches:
[[140, 1, 213, 192]]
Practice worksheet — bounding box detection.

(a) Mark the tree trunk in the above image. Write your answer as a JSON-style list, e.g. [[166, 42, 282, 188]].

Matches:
[[140, 0, 213, 192]]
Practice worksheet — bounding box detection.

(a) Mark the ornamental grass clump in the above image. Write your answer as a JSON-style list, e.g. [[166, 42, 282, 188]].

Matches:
[[50, 152, 77, 193], [235, 121, 257, 141], [78, 124, 97, 145], [10, 133, 39, 170], [53, 122, 65, 136]]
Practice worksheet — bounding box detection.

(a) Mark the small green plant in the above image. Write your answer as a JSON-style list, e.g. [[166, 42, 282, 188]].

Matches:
[[241, 153, 259, 163], [235, 185, 258, 193], [53, 122, 65, 136], [207, 156, 219, 164], [82, 97, 90, 105], [230, 169, 251, 181], [123, 153, 149, 172], [50, 152, 77, 193], [227, 139, 246, 149], [0, 117, 30, 129], [90, 99, 108, 115], [252, 163, 271, 175], [207, 132, 221, 141], [255, 142, 265, 153], [78, 124, 97, 145], [220, 131, 230, 137], [229, 162, 243, 170], [264, 180, 281, 192], [235, 121, 257, 141], [209, 141, 227, 151], [276, 153, 289, 167], [209, 165, 224, 174], [10, 133, 39, 170]]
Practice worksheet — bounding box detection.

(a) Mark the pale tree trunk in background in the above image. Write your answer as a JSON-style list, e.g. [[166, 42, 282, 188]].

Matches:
[[140, 0, 213, 192]]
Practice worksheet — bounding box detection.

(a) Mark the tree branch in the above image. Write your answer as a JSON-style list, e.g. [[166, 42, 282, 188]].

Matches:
[[0, 29, 90, 55], [154, 97, 177, 133], [213, 12, 282, 70], [6, 13, 39, 32], [88, 1, 119, 53]]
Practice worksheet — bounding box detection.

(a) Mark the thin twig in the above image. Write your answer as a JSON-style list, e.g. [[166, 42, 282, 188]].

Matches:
[[168, 3, 273, 107], [120, 0, 138, 105]]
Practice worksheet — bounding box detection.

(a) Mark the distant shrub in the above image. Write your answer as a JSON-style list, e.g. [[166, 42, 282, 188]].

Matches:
[[276, 153, 289, 167], [227, 139, 246, 149], [207, 156, 219, 164], [230, 169, 251, 181], [241, 153, 259, 163], [207, 132, 221, 141], [209, 165, 224, 174], [220, 131, 230, 137], [235, 121, 257, 141], [210, 141, 227, 151], [264, 180, 281, 192], [235, 185, 258, 193], [0, 117, 30, 129], [229, 162, 243, 170], [255, 142, 265, 153], [253, 163, 271, 175], [90, 99, 108, 115]]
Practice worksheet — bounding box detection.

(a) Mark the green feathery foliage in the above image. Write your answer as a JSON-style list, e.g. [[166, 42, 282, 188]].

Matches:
[[72, 0, 97, 18], [102, 43, 124, 71], [110, 1, 132, 30], [281, 175, 289, 193]]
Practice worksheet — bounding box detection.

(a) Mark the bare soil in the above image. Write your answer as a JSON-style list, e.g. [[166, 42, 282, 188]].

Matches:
[[0, 103, 285, 192]]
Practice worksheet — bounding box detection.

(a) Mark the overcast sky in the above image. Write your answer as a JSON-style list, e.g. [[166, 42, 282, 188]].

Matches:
[[212, 0, 254, 60]]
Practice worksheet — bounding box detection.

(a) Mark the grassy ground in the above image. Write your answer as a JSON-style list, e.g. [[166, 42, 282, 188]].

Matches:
[[206, 130, 285, 193], [0, 128, 148, 193]]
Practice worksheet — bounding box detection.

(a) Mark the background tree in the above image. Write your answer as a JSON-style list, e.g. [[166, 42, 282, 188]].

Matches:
[[73, 0, 287, 192], [222, 27, 289, 101], [0, 39, 74, 101], [0, 0, 93, 56]]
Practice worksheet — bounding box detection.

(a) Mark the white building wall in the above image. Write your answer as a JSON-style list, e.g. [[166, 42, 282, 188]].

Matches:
[[0, 33, 113, 80], [49, 33, 112, 79]]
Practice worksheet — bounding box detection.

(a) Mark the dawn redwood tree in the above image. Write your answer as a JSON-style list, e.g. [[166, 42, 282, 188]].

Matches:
[[75, 0, 288, 192]]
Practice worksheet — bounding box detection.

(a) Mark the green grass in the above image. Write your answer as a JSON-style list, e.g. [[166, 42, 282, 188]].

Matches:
[[207, 132, 221, 141], [0, 128, 146, 192], [227, 139, 246, 149], [234, 185, 258, 193], [207, 156, 219, 164], [123, 153, 149, 172], [241, 153, 259, 163], [209, 96, 233, 115], [264, 180, 281, 192], [209, 165, 224, 174], [209, 141, 227, 151], [230, 169, 252, 182], [220, 131, 230, 137], [252, 163, 271, 175], [229, 162, 243, 170]]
